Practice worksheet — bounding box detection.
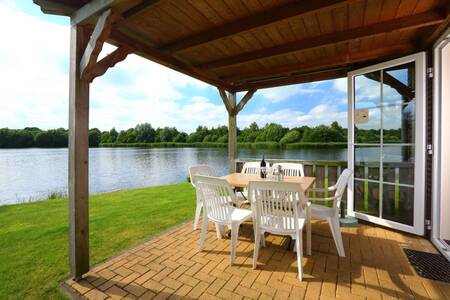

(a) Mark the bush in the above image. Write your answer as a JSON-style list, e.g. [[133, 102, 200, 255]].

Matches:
[[280, 130, 301, 144]]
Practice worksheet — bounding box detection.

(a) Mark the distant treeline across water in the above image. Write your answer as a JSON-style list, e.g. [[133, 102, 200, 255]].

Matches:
[[0, 121, 401, 148]]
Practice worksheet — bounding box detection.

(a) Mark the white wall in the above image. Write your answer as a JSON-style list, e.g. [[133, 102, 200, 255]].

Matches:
[[441, 42, 450, 241]]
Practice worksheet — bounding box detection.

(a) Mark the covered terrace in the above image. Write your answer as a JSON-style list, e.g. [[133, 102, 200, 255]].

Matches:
[[34, 0, 450, 299]]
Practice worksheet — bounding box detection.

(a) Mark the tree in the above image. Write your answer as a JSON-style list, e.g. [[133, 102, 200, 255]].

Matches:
[[261, 123, 288, 142], [158, 127, 178, 142], [135, 123, 155, 143], [100, 131, 111, 144], [109, 127, 118, 143], [89, 128, 101, 147], [280, 130, 301, 144], [173, 132, 187, 143]]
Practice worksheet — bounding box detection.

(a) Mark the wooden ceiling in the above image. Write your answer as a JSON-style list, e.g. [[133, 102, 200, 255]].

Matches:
[[35, 0, 450, 92]]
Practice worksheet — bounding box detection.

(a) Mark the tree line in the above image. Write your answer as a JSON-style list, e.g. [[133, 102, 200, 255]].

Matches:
[[0, 122, 403, 148]]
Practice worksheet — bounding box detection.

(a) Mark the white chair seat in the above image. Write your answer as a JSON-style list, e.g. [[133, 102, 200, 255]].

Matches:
[[310, 204, 336, 218], [260, 216, 305, 235], [231, 208, 252, 221]]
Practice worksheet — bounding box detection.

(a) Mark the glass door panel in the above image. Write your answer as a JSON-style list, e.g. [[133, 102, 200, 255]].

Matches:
[[348, 53, 425, 235]]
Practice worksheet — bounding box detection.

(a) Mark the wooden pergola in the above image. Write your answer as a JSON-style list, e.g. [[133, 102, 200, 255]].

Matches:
[[34, 0, 450, 279]]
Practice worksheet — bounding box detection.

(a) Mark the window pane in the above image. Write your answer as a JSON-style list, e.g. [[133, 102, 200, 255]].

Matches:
[[355, 107, 381, 143], [382, 104, 415, 144], [354, 180, 379, 217], [355, 72, 381, 109], [355, 146, 380, 180], [383, 146, 414, 185], [382, 62, 415, 106], [382, 184, 414, 226]]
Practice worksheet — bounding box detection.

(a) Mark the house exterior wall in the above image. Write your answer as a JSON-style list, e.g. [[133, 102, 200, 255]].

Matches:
[[440, 42, 450, 241]]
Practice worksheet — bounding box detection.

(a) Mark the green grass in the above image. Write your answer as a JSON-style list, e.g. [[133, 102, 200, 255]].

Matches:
[[0, 183, 196, 300]]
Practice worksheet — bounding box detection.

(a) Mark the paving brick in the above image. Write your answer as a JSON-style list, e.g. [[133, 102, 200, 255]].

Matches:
[[105, 285, 128, 300], [62, 221, 450, 300]]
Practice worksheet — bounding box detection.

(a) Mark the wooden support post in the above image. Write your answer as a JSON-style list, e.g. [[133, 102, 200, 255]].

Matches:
[[69, 24, 90, 279], [218, 88, 257, 173], [228, 92, 237, 173]]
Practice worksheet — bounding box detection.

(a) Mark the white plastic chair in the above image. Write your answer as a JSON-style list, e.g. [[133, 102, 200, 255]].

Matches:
[[188, 165, 213, 230], [195, 175, 253, 265], [249, 180, 311, 280], [271, 162, 305, 177], [241, 161, 271, 174], [307, 169, 352, 257]]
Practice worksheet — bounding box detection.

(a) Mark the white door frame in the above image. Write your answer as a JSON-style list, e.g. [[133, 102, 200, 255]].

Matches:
[[432, 27, 450, 260], [347, 52, 427, 235]]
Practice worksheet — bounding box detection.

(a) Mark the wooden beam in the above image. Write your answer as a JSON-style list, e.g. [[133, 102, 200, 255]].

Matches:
[[198, 10, 445, 70], [71, 0, 119, 25], [109, 29, 233, 90], [80, 9, 117, 80], [225, 44, 415, 83], [88, 46, 130, 82], [365, 71, 414, 101], [234, 69, 348, 92], [235, 89, 257, 114], [68, 23, 90, 279], [421, 4, 450, 48], [218, 88, 233, 115], [227, 92, 237, 173], [161, 0, 349, 54]]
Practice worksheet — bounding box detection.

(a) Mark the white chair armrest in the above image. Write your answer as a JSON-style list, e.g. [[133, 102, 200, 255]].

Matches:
[[306, 195, 338, 202], [309, 185, 336, 193]]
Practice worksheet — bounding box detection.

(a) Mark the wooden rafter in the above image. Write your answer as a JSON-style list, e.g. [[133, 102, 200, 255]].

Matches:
[[224, 44, 415, 83], [88, 46, 130, 82], [235, 89, 257, 114], [234, 69, 348, 92], [218, 88, 257, 114], [218, 88, 233, 115], [198, 10, 444, 70], [71, 0, 118, 25], [161, 0, 349, 54], [80, 9, 117, 80], [422, 4, 450, 48]]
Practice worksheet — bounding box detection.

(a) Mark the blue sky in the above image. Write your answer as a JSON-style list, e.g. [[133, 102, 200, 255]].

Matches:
[[0, 0, 348, 132]]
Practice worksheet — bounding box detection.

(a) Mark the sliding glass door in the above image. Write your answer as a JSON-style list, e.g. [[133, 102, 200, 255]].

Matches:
[[348, 53, 426, 235]]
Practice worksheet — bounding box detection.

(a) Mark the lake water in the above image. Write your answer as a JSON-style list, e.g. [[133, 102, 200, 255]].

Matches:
[[0, 147, 347, 205]]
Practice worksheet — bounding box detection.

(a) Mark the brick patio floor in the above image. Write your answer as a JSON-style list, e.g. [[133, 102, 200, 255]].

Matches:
[[63, 220, 450, 299]]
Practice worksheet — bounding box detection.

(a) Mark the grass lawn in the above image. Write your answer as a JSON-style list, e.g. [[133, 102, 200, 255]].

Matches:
[[0, 183, 196, 299]]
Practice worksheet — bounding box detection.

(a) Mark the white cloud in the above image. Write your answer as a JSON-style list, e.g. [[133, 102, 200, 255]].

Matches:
[[258, 84, 324, 103], [0, 2, 220, 132], [333, 78, 348, 93], [0, 1, 69, 129], [0, 2, 349, 134]]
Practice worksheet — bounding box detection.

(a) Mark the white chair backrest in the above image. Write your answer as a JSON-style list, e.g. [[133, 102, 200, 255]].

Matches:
[[249, 181, 307, 234], [195, 175, 236, 223], [272, 163, 304, 177], [333, 169, 353, 209], [241, 161, 271, 174], [188, 165, 213, 187]]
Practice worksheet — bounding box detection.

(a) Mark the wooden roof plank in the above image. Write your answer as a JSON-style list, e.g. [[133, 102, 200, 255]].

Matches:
[[198, 9, 444, 70], [225, 43, 415, 83], [161, 0, 349, 54]]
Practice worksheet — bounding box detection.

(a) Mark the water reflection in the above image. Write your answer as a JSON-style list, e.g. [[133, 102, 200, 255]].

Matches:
[[0, 147, 347, 205]]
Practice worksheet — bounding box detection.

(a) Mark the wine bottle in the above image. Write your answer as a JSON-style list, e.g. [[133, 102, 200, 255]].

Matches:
[[260, 155, 266, 179]]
